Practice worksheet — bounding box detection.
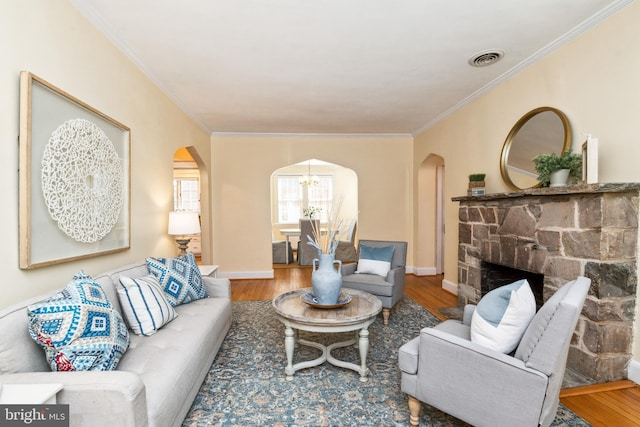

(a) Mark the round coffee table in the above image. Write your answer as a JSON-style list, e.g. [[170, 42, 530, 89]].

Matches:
[[272, 287, 382, 382]]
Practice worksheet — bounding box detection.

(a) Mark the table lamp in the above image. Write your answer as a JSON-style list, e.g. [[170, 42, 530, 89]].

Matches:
[[168, 211, 201, 256]]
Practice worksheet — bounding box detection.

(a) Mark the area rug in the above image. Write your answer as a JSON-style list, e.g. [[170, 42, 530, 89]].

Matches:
[[183, 296, 590, 426]]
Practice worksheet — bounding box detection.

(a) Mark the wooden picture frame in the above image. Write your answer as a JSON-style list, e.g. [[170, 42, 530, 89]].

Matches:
[[582, 137, 599, 184], [19, 72, 130, 269]]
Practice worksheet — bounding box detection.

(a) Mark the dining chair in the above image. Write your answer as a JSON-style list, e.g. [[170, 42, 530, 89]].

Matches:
[[297, 219, 319, 266], [334, 219, 357, 263]]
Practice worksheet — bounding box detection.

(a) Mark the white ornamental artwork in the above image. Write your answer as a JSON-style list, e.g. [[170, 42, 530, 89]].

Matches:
[[41, 118, 124, 243]]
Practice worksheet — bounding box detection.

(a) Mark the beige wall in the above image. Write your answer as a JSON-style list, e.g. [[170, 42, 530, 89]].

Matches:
[[210, 134, 413, 276], [414, 2, 640, 363], [0, 0, 211, 308]]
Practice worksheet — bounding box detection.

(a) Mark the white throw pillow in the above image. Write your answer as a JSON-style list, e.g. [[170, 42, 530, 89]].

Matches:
[[118, 275, 178, 336], [470, 279, 536, 354]]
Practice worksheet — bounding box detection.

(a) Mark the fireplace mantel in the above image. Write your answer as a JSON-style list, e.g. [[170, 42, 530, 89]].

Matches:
[[453, 183, 640, 384], [453, 182, 640, 202]]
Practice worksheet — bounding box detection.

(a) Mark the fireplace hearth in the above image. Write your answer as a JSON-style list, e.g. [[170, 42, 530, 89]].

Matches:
[[453, 183, 640, 384]]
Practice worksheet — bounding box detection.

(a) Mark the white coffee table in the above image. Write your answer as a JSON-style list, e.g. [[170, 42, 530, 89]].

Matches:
[[272, 288, 382, 382]]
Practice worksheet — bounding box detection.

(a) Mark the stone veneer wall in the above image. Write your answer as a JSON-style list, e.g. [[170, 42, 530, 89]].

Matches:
[[453, 183, 640, 383]]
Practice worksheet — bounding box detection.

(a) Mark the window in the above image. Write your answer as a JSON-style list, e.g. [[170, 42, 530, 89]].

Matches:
[[307, 177, 333, 222], [174, 178, 200, 212], [276, 176, 302, 223], [276, 175, 333, 224]]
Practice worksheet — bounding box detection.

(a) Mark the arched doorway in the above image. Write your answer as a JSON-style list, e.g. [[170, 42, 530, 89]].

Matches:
[[270, 159, 358, 265], [416, 154, 445, 275], [172, 147, 211, 262]]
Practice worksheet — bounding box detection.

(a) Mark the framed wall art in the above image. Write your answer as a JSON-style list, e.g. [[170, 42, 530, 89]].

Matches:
[[19, 71, 130, 269]]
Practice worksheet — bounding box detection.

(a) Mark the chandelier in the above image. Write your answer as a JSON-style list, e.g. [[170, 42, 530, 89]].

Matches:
[[299, 160, 319, 186]]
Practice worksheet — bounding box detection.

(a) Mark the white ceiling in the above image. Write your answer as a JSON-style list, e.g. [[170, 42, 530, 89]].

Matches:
[[70, 0, 631, 135]]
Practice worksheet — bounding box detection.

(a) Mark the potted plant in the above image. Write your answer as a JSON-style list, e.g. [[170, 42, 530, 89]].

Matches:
[[533, 151, 582, 187], [302, 206, 321, 219], [468, 173, 486, 195]]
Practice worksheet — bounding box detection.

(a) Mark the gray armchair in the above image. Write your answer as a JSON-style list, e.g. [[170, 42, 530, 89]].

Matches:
[[398, 276, 590, 427], [341, 240, 407, 325]]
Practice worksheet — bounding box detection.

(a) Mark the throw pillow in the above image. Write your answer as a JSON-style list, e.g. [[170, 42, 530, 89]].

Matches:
[[470, 279, 536, 354], [356, 244, 395, 276], [27, 271, 130, 371], [117, 274, 178, 336], [146, 252, 207, 306]]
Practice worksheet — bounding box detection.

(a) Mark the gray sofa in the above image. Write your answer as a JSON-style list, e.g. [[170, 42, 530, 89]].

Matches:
[[0, 261, 232, 427]]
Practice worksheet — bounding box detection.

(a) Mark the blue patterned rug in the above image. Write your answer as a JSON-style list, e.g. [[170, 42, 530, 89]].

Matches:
[[183, 296, 590, 426]]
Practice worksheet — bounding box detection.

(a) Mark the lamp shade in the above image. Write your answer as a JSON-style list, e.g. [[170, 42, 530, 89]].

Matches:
[[168, 211, 201, 235]]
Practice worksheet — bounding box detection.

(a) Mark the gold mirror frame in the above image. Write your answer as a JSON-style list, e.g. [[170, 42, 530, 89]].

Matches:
[[500, 107, 571, 190]]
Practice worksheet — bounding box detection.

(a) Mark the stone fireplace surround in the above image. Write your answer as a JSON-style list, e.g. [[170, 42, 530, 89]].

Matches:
[[453, 183, 640, 384]]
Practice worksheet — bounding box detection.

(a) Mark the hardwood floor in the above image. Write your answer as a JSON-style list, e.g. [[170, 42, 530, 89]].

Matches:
[[230, 268, 640, 426], [560, 381, 640, 426]]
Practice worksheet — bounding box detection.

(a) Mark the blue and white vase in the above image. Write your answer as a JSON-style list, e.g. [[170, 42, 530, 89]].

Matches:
[[311, 253, 343, 305]]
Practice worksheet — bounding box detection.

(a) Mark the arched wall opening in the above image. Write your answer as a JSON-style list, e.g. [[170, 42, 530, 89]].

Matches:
[[172, 146, 211, 263], [416, 153, 445, 275], [270, 159, 358, 261]]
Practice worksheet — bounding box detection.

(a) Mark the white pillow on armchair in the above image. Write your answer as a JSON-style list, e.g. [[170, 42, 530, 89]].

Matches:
[[470, 279, 536, 353]]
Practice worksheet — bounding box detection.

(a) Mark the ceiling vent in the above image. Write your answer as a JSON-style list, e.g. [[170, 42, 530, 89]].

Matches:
[[468, 49, 504, 67]]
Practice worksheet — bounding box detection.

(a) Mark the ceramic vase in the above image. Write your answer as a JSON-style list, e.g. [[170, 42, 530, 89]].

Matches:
[[311, 253, 343, 305], [550, 169, 570, 187]]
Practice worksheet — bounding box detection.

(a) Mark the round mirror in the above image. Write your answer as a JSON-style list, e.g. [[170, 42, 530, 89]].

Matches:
[[500, 107, 571, 190]]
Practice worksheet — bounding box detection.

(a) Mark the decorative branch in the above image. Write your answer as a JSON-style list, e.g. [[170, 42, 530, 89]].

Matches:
[[306, 196, 355, 255]]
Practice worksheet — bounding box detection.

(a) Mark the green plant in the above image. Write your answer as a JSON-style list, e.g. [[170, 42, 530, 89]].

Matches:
[[302, 206, 321, 219], [468, 173, 486, 182], [533, 151, 582, 187]]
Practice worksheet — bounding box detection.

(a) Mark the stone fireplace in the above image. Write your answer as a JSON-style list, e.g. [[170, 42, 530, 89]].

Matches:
[[453, 183, 639, 383]]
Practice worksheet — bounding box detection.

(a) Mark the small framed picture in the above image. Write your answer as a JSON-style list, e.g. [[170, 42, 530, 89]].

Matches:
[[582, 137, 598, 184]]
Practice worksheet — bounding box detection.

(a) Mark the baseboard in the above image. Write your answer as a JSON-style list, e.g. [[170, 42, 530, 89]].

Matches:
[[442, 278, 458, 295], [218, 270, 274, 279], [415, 267, 437, 276], [627, 359, 640, 384]]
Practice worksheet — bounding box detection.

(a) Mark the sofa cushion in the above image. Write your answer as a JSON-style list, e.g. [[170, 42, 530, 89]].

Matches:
[[117, 296, 232, 427], [470, 279, 536, 354], [146, 252, 207, 306], [356, 244, 394, 276], [117, 275, 178, 336], [0, 291, 59, 374], [27, 271, 130, 371], [342, 273, 394, 296]]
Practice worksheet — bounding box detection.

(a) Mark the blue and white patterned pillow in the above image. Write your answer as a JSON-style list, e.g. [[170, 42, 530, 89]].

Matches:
[[146, 252, 207, 306], [356, 244, 395, 276], [117, 275, 178, 336], [27, 271, 130, 371], [470, 279, 536, 354]]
